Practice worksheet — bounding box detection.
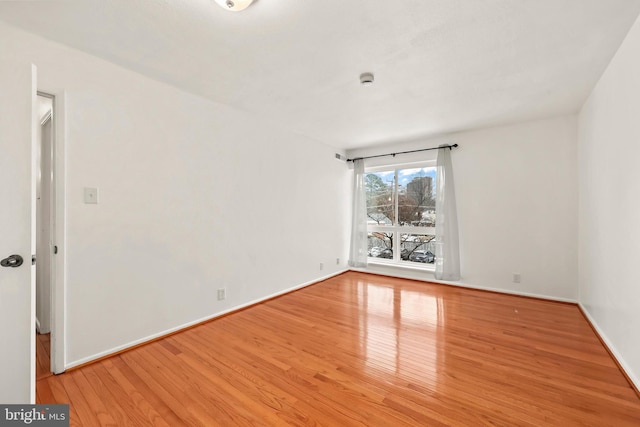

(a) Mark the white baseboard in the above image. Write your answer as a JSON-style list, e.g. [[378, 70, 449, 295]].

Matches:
[[578, 303, 640, 392], [65, 269, 349, 370], [63, 268, 638, 397], [35, 317, 41, 334], [349, 267, 577, 303]]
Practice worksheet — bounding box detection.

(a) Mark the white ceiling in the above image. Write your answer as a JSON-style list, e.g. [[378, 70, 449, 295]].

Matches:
[[2, 0, 639, 150]]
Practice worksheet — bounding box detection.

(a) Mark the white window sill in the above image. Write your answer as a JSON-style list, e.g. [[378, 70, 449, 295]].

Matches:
[[366, 258, 436, 273]]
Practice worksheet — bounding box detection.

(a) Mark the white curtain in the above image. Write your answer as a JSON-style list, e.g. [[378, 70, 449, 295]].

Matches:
[[349, 159, 368, 268], [435, 147, 461, 280]]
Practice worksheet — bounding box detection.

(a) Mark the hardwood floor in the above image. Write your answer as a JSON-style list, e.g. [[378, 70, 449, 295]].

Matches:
[[36, 331, 53, 381], [36, 271, 640, 426]]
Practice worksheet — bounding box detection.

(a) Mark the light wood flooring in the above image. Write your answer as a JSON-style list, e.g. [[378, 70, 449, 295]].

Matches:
[[36, 331, 53, 381], [36, 271, 640, 426]]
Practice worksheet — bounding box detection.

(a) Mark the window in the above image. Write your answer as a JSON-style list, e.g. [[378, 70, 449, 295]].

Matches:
[[365, 164, 436, 267]]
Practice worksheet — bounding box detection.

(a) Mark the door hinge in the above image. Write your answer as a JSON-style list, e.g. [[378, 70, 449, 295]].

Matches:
[[54, 245, 58, 254]]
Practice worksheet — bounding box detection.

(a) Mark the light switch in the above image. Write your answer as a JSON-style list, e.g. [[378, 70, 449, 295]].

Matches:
[[84, 187, 98, 204]]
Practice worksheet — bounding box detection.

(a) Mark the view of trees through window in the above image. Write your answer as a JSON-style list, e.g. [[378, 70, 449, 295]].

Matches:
[[365, 166, 437, 265]]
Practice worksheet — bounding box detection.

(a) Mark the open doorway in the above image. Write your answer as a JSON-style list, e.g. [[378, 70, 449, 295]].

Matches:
[[35, 93, 54, 380]]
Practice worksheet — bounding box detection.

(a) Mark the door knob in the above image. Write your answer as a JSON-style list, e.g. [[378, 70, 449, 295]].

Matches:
[[1, 254, 24, 268]]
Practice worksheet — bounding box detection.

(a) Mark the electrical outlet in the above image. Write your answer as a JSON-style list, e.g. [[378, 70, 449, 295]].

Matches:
[[320, 262, 324, 271], [336, 258, 340, 265], [513, 273, 521, 284], [217, 288, 226, 301], [83, 187, 99, 204]]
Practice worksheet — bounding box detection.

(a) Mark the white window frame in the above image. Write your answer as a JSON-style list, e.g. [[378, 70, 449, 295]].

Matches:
[[366, 161, 436, 270]]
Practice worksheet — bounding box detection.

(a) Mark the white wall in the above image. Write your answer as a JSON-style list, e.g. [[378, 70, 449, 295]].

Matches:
[[348, 116, 578, 301], [0, 22, 350, 367], [578, 15, 640, 389], [35, 99, 53, 334]]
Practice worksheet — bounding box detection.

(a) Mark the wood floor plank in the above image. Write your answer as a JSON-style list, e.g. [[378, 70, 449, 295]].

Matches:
[[42, 374, 82, 427], [58, 371, 102, 426], [181, 326, 373, 425], [169, 333, 362, 427], [119, 350, 219, 426], [106, 357, 185, 426], [81, 364, 146, 427], [67, 369, 119, 427], [187, 321, 436, 425], [35, 332, 52, 381], [36, 271, 640, 425], [136, 342, 275, 426]]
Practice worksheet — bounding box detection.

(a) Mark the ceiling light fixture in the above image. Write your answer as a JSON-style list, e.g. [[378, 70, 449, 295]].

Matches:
[[214, 0, 254, 12], [360, 72, 375, 86]]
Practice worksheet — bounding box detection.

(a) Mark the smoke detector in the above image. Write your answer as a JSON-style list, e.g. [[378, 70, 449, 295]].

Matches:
[[360, 72, 375, 86], [214, 0, 254, 12]]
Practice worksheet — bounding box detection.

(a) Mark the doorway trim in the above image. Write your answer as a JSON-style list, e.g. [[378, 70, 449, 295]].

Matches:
[[37, 90, 66, 375]]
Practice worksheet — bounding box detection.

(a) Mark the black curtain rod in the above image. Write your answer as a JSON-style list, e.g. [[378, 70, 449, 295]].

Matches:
[[346, 144, 459, 162]]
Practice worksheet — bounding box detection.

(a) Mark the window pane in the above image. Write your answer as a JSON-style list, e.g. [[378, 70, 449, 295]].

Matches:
[[365, 171, 396, 225], [400, 234, 435, 264], [397, 167, 436, 227], [368, 232, 393, 259]]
